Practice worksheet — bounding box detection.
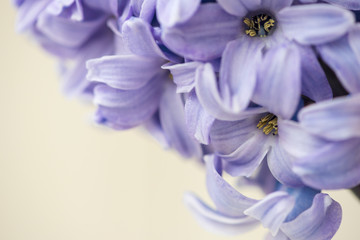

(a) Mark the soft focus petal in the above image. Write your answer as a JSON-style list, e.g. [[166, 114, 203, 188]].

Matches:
[[16, 0, 50, 32], [267, 141, 304, 187], [162, 3, 240, 61], [299, 46, 332, 102], [317, 35, 360, 94], [299, 94, 360, 140], [122, 18, 167, 59], [217, 0, 259, 17], [162, 61, 202, 93], [220, 38, 264, 112], [159, 83, 202, 158], [293, 138, 360, 189], [83, 0, 123, 15], [244, 191, 295, 236], [156, 0, 201, 27], [281, 194, 342, 240], [261, 0, 293, 12], [185, 91, 215, 145], [184, 192, 258, 236], [86, 55, 165, 90], [205, 155, 257, 217], [278, 4, 355, 45], [323, 0, 360, 10], [349, 24, 360, 64], [253, 43, 301, 119]]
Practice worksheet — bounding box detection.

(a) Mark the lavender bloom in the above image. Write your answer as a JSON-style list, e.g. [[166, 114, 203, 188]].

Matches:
[[160, 2, 355, 119], [184, 155, 342, 240], [298, 0, 360, 10]]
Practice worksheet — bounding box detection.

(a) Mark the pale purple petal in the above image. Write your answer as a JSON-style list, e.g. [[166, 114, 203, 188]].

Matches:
[[220, 38, 264, 112], [278, 4, 355, 45], [217, 0, 259, 17], [185, 91, 215, 145], [244, 191, 295, 236], [83, 0, 122, 15], [299, 94, 360, 140], [144, 114, 170, 149], [162, 61, 202, 93], [317, 35, 360, 94], [349, 25, 360, 64], [161, 3, 240, 61], [156, 0, 201, 27], [16, 0, 50, 32], [252, 43, 301, 119], [139, 0, 156, 23], [323, 0, 360, 10], [86, 55, 165, 90], [299, 46, 332, 102], [293, 138, 360, 189], [205, 155, 258, 217], [267, 141, 304, 188], [261, 0, 293, 12], [183, 192, 258, 236], [281, 194, 342, 240], [159, 83, 202, 158], [122, 18, 167, 59]]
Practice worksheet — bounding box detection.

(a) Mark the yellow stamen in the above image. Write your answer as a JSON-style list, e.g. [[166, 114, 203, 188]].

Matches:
[[257, 114, 278, 135]]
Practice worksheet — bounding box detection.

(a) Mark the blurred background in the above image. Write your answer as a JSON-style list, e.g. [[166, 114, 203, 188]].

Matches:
[[1, 1, 359, 239]]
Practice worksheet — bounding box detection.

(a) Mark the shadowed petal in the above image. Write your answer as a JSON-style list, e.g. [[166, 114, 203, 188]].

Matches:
[[156, 0, 201, 27], [185, 91, 215, 145], [261, 0, 293, 12], [16, 0, 50, 32], [323, 0, 360, 10], [317, 35, 360, 94], [293, 138, 360, 189], [281, 194, 342, 240], [86, 55, 165, 90], [299, 94, 360, 140], [244, 191, 295, 236], [278, 4, 355, 45], [162, 3, 240, 61], [253, 43, 301, 119], [217, 0, 260, 17], [349, 25, 360, 64]]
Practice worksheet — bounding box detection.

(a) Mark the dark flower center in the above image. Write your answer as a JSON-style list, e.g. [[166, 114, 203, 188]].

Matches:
[[244, 13, 276, 38], [257, 113, 278, 135]]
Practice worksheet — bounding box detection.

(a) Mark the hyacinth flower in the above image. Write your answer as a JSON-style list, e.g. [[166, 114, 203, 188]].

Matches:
[[14, 0, 127, 98], [184, 155, 342, 240], [159, 1, 356, 119], [86, 16, 202, 158]]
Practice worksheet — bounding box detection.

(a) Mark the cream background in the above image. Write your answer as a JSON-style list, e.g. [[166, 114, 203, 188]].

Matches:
[[1, 2, 359, 239]]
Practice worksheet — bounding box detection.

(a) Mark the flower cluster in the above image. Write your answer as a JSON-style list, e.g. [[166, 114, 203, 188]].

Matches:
[[15, 0, 360, 239]]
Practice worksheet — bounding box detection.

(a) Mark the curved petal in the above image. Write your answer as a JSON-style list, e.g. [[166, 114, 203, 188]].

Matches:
[[220, 38, 264, 112], [217, 0, 260, 17], [86, 55, 165, 90], [16, 0, 50, 32], [185, 91, 215, 145], [122, 18, 167, 59], [139, 0, 157, 23], [159, 83, 202, 158], [278, 4, 355, 45], [298, 46, 332, 102], [299, 94, 360, 140], [281, 194, 342, 240], [261, 0, 293, 12], [293, 138, 360, 189], [244, 191, 295, 236], [317, 35, 360, 94], [349, 24, 360, 64], [156, 0, 201, 27], [161, 3, 240, 61], [183, 192, 258, 236], [94, 72, 166, 130], [205, 155, 257, 217], [267, 141, 304, 188], [162, 61, 202, 93], [323, 0, 360, 10], [252, 43, 301, 119]]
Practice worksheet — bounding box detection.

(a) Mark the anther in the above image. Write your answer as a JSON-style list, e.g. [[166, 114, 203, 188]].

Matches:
[[257, 114, 278, 135], [244, 14, 276, 38]]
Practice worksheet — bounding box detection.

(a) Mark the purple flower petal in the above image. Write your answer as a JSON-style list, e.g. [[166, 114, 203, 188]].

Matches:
[[261, 0, 293, 12], [267, 141, 304, 188], [82, 0, 122, 15], [162, 61, 202, 93], [159, 83, 202, 158], [183, 192, 258, 236], [122, 18, 167, 59], [139, 0, 156, 23], [244, 191, 295, 236], [86, 55, 165, 90], [293, 138, 360, 189], [349, 25, 360, 64], [220, 38, 264, 112], [323, 0, 360, 10], [298, 46, 332, 102], [278, 4, 355, 45], [317, 35, 360, 94], [217, 0, 259, 17], [16, 0, 50, 32], [252, 43, 301, 119], [161, 3, 240, 61], [299, 94, 360, 141], [281, 194, 342, 240], [156, 0, 201, 27], [185, 91, 215, 145]]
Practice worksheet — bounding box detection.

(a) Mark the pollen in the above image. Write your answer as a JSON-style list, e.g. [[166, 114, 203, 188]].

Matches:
[[244, 14, 276, 38], [257, 113, 278, 135]]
